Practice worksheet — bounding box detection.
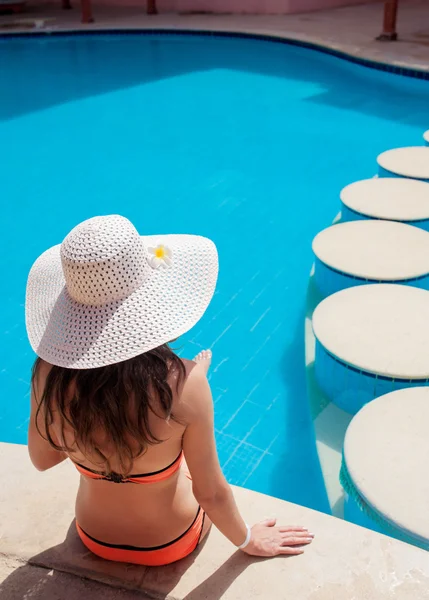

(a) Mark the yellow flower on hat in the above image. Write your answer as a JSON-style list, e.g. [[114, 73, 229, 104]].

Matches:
[[148, 244, 172, 269]]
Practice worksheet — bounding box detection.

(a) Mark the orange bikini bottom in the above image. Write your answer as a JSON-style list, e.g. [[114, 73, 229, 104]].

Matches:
[[76, 507, 205, 567]]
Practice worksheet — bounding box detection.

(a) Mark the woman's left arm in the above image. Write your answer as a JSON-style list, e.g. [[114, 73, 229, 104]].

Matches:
[[28, 361, 68, 472]]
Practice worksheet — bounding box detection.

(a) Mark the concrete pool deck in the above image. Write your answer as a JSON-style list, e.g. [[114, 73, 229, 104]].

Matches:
[[0, 1, 429, 73], [1, 441, 429, 600]]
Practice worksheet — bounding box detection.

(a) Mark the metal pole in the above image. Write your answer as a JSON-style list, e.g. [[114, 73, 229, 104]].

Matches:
[[376, 0, 398, 41], [62, 0, 72, 8], [147, 0, 157, 15], [81, 0, 94, 23]]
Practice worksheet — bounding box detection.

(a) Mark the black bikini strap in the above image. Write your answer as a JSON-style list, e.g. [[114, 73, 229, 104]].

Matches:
[[79, 507, 202, 551], [74, 450, 183, 482]]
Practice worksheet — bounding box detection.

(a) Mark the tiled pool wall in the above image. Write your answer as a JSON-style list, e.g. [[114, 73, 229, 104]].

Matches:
[[3, 28, 429, 84], [340, 204, 429, 232], [378, 166, 429, 182], [341, 460, 429, 551], [314, 342, 429, 415], [344, 493, 383, 536], [314, 257, 429, 298]]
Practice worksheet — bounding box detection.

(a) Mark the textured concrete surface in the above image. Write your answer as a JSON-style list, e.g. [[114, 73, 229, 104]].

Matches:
[[0, 2, 429, 72], [0, 557, 151, 600], [2, 441, 429, 599]]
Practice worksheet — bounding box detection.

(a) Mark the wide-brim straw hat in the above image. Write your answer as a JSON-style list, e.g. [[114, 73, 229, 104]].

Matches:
[[25, 215, 218, 369]]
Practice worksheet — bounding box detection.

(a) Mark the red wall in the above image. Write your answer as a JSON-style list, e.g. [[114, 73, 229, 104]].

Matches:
[[87, 0, 380, 14]]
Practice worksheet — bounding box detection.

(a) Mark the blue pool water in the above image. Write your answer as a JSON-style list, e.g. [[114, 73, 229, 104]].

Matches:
[[1, 33, 428, 514]]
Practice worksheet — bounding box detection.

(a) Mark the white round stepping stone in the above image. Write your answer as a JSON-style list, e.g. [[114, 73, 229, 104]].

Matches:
[[313, 284, 429, 378], [312, 220, 429, 297], [340, 178, 429, 227], [341, 387, 429, 550], [377, 146, 429, 181], [424, 130, 429, 146], [313, 284, 429, 413]]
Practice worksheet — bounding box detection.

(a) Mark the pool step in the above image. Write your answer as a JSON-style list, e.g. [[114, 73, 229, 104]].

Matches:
[[377, 146, 429, 181], [314, 403, 352, 517], [340, 177, 429, 230], [313, 220, 429, 298], [341, 387, 429, 551]]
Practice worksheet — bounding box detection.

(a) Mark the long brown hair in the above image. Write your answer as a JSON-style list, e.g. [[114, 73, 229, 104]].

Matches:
[[31, 345, 186, 475]]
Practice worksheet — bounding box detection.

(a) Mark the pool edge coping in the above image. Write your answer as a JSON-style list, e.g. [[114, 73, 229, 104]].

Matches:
[[1, 25, 429, 81], [1, 440, 429, 600]]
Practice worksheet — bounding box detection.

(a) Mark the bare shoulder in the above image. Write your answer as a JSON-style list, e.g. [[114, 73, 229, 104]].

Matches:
[[182, 359, 210, 396], [174, 359, 212, 422]]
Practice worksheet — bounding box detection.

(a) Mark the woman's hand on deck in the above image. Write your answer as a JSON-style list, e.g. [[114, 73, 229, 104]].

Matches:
[[242, 518, 314, 557]]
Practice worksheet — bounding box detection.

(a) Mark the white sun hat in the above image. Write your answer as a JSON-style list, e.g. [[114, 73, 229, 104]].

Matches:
[[25, 215, 218, 369]]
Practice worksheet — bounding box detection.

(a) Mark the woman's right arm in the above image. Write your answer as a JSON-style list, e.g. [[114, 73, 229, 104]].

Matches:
[[181, 365, 314, 557]]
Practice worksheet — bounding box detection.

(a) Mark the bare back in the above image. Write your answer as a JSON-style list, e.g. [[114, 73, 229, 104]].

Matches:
[[33, 358, 202, 547]]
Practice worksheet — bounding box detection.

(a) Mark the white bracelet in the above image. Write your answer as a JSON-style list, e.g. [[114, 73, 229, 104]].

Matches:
[[237, 524, 251, 549]]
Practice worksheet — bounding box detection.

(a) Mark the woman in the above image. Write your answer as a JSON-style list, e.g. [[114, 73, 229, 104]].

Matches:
[[26, 215, 313, 567]]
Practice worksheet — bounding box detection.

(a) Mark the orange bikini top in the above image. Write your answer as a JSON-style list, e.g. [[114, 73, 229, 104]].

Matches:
[[74, 451, 183, 484]]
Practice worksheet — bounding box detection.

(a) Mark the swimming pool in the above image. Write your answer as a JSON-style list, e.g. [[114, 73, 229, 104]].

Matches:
[[1, 32, 428, 514]]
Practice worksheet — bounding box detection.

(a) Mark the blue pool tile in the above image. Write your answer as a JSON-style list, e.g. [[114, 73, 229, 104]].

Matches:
[[245, 397, 286, 451], [315, 342, 429, 414], [245, 451, 330, 514], [215, 430, 241, 468], [223, 399, 265, 440], [221, 442, 265, 487], [214, 391, 247, 431]]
